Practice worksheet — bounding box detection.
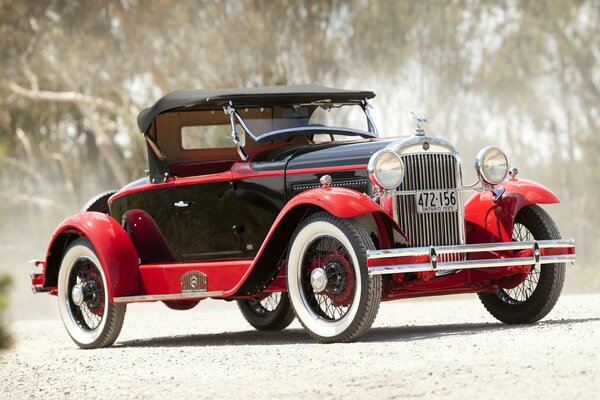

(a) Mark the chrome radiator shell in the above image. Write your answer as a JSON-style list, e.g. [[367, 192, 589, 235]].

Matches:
[[389, 137, 466, 261]]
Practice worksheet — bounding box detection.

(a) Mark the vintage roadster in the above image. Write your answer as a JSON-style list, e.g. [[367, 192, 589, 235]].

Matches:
[[31, 85, 576, 348]]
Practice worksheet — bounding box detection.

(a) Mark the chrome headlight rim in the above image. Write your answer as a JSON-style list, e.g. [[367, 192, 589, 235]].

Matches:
[[368, 149, 405, 190], [475, 146, 509, 186]]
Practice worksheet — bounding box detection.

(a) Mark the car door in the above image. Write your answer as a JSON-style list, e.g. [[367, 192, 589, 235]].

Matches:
[[117, 172, 243, 262], [167, 176, 242, 261]]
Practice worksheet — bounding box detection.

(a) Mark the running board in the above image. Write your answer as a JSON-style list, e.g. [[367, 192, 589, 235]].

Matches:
[[113, 291, 224, 304]]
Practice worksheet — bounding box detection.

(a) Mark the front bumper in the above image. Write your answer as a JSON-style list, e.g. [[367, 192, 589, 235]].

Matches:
[[366, 239, 576, 275]]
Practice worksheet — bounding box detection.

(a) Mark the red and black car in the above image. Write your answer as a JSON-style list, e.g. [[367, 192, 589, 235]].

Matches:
[[31, 85, 576, 348]]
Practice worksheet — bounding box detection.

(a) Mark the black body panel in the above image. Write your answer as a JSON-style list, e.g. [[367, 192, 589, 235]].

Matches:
[[110, 138, 397, 266], [110, 181, 241, 261], [235, 176, 286, 257], [250, 139, 395, 171], [286, 139, 395, 170]]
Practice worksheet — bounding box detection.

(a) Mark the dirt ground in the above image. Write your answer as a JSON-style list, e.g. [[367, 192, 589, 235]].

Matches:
[[1, 291, 598, 399]]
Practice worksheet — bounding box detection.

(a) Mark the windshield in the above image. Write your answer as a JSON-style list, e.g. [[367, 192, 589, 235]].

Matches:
[[234, 103, 376, 142]]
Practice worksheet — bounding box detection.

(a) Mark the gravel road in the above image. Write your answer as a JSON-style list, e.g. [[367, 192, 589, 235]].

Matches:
[[1, 293, 598, 399]]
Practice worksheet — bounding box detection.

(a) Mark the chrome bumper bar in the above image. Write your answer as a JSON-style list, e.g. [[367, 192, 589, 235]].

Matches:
[[366, 239, 575, 276]]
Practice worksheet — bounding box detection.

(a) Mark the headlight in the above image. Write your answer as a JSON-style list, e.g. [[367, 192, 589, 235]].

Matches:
[[368, 150, 405, 190], [475, 146, 509, 185]]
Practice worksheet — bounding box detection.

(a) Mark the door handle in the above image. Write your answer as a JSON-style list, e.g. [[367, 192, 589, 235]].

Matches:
[[173, 200, 191, 208]]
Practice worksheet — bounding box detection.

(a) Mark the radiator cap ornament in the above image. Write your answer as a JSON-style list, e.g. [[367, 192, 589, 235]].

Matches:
[[411, 112, 428, 136]]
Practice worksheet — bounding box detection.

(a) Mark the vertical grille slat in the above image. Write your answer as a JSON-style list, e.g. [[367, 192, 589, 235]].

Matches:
[[396, 153, 462, 250]]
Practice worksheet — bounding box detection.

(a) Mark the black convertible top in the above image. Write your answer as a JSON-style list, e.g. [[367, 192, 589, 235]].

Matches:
[[137, 84, 375, 133]]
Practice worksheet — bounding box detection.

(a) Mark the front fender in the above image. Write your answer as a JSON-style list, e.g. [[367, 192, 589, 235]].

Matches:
[[286, 186, 383, 218], [44, 212, 142, 301], [465, 179, 560, 244]]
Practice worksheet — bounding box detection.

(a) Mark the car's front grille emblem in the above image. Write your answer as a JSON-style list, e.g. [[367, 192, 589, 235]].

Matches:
[[181, 271, 207, 293]]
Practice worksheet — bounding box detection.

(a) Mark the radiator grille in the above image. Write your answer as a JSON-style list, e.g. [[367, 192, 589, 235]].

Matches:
[[396, 153, 463, 260]]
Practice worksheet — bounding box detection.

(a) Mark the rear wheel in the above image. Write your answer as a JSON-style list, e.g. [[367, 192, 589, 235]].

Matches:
[[57, 238, 126, 348], [286, 212, 382, 343], [237, 292, 295, 331], [478, 205, 566, 324]]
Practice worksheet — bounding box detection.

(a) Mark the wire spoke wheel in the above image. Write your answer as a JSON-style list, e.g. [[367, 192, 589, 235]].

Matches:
[[496, 222, 541, 304], [66, 258, 105, 330], [478, 205, 566, 324], [300, 235, 355, 322], [287, 212, 381, 343], [237, 292, 295, 331], [58, 238, 126, 348], [251, 292, 281, 314]]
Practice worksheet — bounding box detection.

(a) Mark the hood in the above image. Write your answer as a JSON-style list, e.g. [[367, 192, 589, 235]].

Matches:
[[285, 138, 397, 171]]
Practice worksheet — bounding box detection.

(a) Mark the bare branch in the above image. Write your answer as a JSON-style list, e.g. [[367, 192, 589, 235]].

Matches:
[[15, 128, 35, 165], [1, 80, 125, 116]]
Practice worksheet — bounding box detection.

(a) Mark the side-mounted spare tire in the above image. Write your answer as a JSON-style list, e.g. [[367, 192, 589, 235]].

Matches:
[[82, 190, 117, 213]]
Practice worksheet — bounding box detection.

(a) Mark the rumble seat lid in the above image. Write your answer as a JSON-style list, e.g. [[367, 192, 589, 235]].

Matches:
[[137, 84, 375, 134]]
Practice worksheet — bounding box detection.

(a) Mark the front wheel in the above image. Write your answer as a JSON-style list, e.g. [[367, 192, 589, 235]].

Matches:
[[286, 212, 382, 343], [237, 292, 295, 331], [57, 238, 126, 348], [478, 205, 566, 324]]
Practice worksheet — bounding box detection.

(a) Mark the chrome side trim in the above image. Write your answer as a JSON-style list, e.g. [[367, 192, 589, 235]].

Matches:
[[113, 291, 224, 304]]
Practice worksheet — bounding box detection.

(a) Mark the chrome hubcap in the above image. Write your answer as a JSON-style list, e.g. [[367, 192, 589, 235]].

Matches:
[[310, 268, 328, 293], [71, 284, 84, 306]]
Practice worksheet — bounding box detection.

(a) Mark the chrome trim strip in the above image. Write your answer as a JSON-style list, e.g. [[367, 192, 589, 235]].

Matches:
[[113, 291, 224, 304], [368, 254, 576, 275]]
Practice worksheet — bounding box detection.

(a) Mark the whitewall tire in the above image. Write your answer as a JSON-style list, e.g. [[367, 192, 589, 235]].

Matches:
[[57, 238, 126, 349], [286, 212, 381, 343]]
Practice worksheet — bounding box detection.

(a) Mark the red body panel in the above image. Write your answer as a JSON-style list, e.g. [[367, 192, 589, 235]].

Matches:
[[44, 212, 142, 300], [465, 179, 560, 244], [139, 260, 253, 295], [284, 186, 384, 218]]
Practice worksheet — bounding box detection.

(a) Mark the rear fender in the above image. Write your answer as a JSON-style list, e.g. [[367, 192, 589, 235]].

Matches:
[[44, 212, 142, 301], [231, 187, 399, 295], [465, 179, 560, 244]]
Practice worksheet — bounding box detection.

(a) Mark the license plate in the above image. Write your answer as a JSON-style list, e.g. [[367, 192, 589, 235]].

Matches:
[[415, 190, 458, 213]]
